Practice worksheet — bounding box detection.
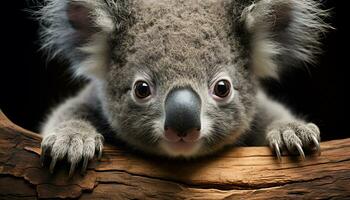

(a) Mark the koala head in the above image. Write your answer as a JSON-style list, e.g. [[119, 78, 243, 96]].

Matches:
[[39, 0, 328, 157]]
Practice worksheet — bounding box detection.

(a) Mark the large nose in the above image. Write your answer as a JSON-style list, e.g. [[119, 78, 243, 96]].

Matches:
[[164, 88, 201, 136]]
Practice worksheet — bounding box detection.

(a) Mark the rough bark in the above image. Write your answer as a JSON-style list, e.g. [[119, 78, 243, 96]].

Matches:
[[0, 110, 349, 199]]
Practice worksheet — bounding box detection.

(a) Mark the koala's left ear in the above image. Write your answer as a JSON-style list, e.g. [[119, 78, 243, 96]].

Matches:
[[241, 0, 330, 78], [39, 0, 130, 79]]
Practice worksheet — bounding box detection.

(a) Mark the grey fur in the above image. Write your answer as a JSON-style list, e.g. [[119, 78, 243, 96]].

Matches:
[[38, 0, 329, 174], [241, 0, 330, 77]]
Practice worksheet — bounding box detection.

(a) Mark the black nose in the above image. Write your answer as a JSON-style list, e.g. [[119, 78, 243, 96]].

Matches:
[[164, 88, 201, 135]]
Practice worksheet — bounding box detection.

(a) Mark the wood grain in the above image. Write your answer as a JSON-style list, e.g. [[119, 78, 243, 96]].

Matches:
[[0, 110, 349, 199]]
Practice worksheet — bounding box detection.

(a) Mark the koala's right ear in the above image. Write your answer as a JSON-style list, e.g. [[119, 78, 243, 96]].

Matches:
[[240, 0, 330, 79], [38, 0, 130, 78]]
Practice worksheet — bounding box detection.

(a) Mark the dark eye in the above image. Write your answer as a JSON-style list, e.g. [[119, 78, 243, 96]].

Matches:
[[214, 80, 231, 98], [134, 81, 151, 99]]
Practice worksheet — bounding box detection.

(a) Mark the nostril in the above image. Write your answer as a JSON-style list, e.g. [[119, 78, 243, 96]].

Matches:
[[164, 128, 181, 142], [183, 128, 201, 143]]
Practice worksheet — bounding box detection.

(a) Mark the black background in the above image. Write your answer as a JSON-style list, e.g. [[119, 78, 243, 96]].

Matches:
[[0, 1, 348, 140]]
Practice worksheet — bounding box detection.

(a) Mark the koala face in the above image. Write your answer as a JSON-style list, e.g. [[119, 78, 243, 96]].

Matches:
[[39, 0, 328, 157], [96, 1, 257, 157]]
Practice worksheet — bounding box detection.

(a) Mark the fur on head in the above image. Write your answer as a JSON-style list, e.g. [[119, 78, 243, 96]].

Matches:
[[38, 0, 329, 157]]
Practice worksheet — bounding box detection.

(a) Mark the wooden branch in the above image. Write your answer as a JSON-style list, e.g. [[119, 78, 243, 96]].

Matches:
[[0, 110, 349, 199]]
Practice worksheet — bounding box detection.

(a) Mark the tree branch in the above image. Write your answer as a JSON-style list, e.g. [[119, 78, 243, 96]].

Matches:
[[0, 110, 349, 199]]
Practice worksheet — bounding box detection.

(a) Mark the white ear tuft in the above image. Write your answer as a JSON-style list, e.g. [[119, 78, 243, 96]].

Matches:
[[251, 34, 281, 78], [38, 0, 126, 79], [241, 0, 330, 78]]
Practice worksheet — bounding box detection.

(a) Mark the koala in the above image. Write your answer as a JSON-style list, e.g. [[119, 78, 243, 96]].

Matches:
[[38, 0, 329, 176]]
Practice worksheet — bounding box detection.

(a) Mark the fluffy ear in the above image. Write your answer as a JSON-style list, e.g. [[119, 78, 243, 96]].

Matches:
[[38, 0, 130, 78], [241, 0, 330, 78]]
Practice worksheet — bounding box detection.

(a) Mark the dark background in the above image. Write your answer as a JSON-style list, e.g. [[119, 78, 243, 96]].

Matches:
[[0, 1, 347, 141]]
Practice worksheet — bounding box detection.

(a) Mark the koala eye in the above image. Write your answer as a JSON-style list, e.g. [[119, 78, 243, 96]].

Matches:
[[213, 80, 231, 99], [134, 81, 151, 99]]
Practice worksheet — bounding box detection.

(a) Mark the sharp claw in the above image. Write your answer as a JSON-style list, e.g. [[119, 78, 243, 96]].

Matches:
[[40, 148, 46, 167], [97, 146, 103, 160], [49, 158, 57, 174], [69, 162, 76, 178], [295, 143, 306, 160], [81, 157, 89, 175], [273, 142, 282, 162], [307, 123, 320, 134], [311, 135, 321, 156], [95, 136, 104, 161]]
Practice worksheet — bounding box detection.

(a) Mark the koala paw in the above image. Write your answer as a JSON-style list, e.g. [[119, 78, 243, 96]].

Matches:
[[266, 122, 320, 161], [41, 121, 104, 177]]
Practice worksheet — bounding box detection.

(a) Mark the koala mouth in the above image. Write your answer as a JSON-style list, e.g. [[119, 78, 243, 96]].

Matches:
[[163, 128, 201, 153], [164, 139, 199, 152]]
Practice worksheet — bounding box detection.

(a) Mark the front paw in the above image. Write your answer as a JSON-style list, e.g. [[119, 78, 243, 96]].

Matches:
[[41, 121, 104, 177], [266, 121, 320, 161]]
